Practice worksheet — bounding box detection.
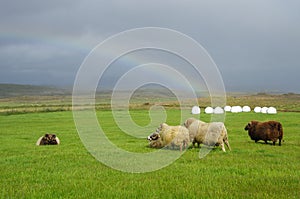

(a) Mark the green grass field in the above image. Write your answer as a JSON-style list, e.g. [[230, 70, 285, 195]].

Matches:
[[1, 108, 299, 198]]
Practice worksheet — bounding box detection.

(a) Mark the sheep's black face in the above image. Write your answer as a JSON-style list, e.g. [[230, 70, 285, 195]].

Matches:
[[43, 134, 58, 145], [147, 132, 160, 141], [244, 123, 251, 131]]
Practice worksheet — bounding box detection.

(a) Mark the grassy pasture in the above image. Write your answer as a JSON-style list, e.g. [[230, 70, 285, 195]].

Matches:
[[1, 108, 299, 198]]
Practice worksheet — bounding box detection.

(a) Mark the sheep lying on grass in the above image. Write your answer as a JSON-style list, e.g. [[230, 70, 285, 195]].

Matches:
[[184, 118, 231, 152], [147, 123, 190, 152], [36, 133, 60, 145], [244, 120, 283, 146]]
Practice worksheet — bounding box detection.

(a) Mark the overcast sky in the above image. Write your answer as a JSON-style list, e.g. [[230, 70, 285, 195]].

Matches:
[[0, 0, 299, 93]]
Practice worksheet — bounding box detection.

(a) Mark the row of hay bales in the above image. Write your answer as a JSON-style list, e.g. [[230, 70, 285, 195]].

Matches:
[[191, 106, 277, 114]]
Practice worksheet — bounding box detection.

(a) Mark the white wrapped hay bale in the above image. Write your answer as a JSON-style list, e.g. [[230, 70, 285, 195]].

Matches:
[[267, 107, 277, 114], [261, 107, 268, 114], [205, 107, 214, 114], [191, 106, 201, 114], [214, 107, 224, 114], [231, 106, 242, 113], [254, 107, 262, 113], [242, 106, 251, 112], [224, 106, 232, 112]]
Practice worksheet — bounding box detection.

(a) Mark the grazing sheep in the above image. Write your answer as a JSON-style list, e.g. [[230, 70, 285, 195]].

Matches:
[[147, 123, 190, 151], [36, 133, 60, 145], [184, 118, 231, 152], [244, 121, 283, 146]]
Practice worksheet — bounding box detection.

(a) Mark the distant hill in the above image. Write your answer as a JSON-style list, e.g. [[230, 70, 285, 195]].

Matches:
[[0, 84, 71, 98]]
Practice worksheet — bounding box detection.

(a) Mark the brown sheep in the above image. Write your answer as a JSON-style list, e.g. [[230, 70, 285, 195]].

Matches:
[[244, 121, 283, 146]]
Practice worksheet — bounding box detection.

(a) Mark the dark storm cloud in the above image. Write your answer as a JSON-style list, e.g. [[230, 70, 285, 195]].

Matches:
[[0, 0, 299, 92]]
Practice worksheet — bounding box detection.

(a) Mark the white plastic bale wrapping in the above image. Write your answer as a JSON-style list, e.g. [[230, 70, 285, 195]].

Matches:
[[254, 107, 262, 113], [231, 106, 242, 113], [214, 107, 224, 114], [205, 107, 214, 114], [224, 106, 231, 112], [261, 107, 268, 113], [242, 106, 251, 112], [191, 106, 201, 114], [267, 107, 277, 114]]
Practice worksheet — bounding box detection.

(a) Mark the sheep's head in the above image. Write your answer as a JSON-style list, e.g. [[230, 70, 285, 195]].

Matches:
[[244, 123, 251, 131], [149, 139, 163, 148], [147, 132, 160, 141], [244, 121, 258, 131], [147, 123, 169, 141], [43, 133, 58, 145]]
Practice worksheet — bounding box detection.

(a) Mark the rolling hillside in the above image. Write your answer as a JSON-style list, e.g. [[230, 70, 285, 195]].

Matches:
[[0, 84, 70, 98]]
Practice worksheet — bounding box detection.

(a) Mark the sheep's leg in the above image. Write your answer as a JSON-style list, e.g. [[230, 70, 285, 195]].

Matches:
[[265, 140, 268, 144], [192, 141, 196, 148], [183, 141, 187, 150], [272, 141, 276, 145], [279, 139, 282, 146], [224, 139, 231, 151], [221, 143, 226, 152]]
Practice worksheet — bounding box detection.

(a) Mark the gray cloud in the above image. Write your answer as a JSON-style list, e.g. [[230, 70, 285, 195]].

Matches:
[[0, 0, 299, 92]]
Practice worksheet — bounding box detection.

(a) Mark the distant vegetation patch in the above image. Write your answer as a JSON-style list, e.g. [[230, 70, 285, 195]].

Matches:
[[0, 84, 70, 98], [0, 84, 299, 114]]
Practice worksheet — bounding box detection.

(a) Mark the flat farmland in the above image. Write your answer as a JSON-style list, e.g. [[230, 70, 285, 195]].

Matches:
[[1, 94, 299, 198]]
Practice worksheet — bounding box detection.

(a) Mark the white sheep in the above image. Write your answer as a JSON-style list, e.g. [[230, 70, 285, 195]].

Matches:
[[147, 123, 190, 151], [242, 106, 251, 112], [254, 107, 262, 113], [204, 107, 214, 114], [191, 106, 201, 114], [184, 118, 231, 152]]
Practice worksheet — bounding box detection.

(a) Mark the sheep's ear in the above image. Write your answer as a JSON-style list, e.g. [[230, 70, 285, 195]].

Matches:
[[45, 133, 49, 137], [52, 134, 56, 138]]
